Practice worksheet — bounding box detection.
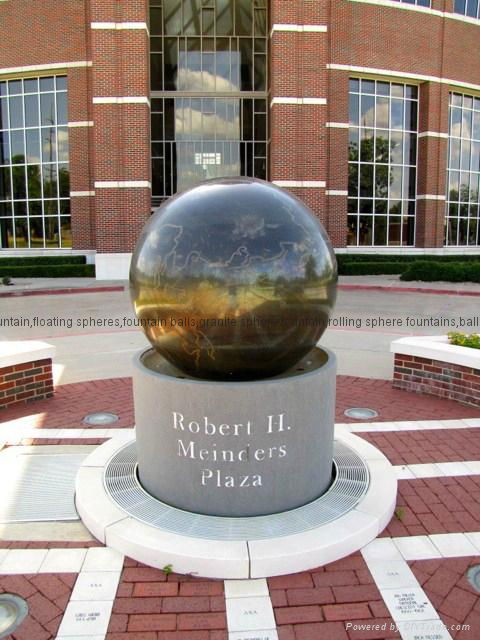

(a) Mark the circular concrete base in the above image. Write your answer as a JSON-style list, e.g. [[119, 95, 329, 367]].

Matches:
[[75, 427, 397, 579]]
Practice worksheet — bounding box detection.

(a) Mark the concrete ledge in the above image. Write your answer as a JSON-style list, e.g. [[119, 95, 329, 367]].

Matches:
[[0, 340, 55, 369], [95, 253, 131, 280], [391, 335, 480, 408], [391, 335, 480, 369]]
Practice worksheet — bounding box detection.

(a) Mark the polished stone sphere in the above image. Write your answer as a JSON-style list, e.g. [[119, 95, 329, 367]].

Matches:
[[130, 178, 337, 380]]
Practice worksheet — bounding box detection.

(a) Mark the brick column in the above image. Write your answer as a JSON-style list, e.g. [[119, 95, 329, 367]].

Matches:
[[270, 1, 328, 230], [415, 82, 449, 248], [325, 70, 349, 248], [69, 65, 95, 250], [89, 0, 151, 259]]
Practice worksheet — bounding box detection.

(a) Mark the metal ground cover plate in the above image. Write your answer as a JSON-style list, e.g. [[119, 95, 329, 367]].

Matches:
[[104, 440, 370, 541], [0, 594, 28, 638], [0, 452, 88, 523]]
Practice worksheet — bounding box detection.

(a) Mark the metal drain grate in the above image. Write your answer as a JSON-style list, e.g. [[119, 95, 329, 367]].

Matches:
[[0, 453, 87, 523], [104, 441, 370, 541]]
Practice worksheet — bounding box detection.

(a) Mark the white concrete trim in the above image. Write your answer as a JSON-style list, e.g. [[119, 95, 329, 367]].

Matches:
[[418, 131, 449, 139], [92, 96, 150, 105], [326, 190, 348, 196], [56, 548, 123, 639], [70, 191, 95, 197], [0, 548, 88, 574], [273, 180, 326, 188], [68, 121, 94, 128], [443, 12, 480, 27], [271, 97, 326, 105], [326, 122, 350, 128], [391, 334, 480, 370], [347, 0, 443, 18], [94, 180, 150, 189], [225, 585, 277, 636], [0, 61, 92, 77], [271, 23, 327, 34], [348, 0, 480, 27], [328, 63, 480, 94], [0, 429, 134, 445], [394, 460, 480, 479], [335, 246, 480, 255], [337, 418, 480, 433], [75, 431, 397, 579], [4, 421, 480, 446], [361, 538, 451, 640], [95, 252, 132, 280], [394, 532, 480, 561], [416, 194, 446, 200], [5, 422, 480, 445], [91, 21, 148, 31], [0, 340, 55, 369]]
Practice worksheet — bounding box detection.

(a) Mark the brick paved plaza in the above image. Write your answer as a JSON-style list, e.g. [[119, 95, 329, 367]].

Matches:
[[1, 369, 480, 639]]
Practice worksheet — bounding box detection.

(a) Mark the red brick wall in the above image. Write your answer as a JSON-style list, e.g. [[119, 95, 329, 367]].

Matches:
[[0, 359, 54, 409], [393, 354, 480, 409], [0, 0, 87, 68], [1, 0, 480, 252]]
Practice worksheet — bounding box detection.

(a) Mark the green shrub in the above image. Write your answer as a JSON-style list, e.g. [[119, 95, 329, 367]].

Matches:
[[339, 261, 404, 275], [0, 264, 95, 278], [336, 253, 480, 266], [448, 331, 480, 349], [400, 261, 480, 283], [0, 255, 86, 266]]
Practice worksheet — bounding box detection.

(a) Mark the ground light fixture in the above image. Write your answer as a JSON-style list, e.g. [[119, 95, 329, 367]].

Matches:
[[344, 407, 379, 420], [0, 594, 28, 638], [82, 412, 119, 425], [467, 565, 480, 593]]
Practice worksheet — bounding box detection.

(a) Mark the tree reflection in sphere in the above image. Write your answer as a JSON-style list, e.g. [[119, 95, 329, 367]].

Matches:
[[130, 178, 337, 380]]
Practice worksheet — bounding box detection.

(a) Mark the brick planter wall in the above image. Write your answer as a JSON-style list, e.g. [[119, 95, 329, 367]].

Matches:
[[0, 358, 54, 409], [393, 354, 480, 409]]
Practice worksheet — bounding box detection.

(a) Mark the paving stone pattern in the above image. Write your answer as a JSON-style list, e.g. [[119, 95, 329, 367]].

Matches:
[[382, 476, 480, 538], [410, 557, 480, 639], [0, 573, 75, 640]]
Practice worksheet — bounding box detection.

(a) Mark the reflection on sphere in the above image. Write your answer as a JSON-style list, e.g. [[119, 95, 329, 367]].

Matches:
[[130, 178, 337, 380]]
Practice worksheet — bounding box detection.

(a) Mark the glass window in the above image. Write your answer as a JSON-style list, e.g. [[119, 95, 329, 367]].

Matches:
[[0, 76, 69, 249], [348, 78, 418, 246], [445, 92, 480, 246], [391, 0, 431, 6], [454, 0, 480, 18], [150, 1, 265, 92], [150, 1, 268, 206]]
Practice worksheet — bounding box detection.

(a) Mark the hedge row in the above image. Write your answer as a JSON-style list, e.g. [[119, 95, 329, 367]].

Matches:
[[0, 264, 95, 278], [0, 255, 86, 266], [338, 261, 404, 275], [400, 261, 480, 283], [337, 253, 480, 265]]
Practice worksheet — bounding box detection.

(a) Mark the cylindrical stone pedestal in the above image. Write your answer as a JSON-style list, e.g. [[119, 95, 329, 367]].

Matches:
[[133, 346, 336, 517]]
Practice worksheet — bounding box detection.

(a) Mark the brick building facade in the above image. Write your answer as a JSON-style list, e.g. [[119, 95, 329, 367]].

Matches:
[[0, 0, 479, 278]]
